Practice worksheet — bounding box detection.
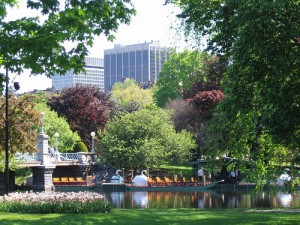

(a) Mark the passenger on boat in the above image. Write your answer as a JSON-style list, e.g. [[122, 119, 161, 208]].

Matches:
[[197, 167, 203, 182]]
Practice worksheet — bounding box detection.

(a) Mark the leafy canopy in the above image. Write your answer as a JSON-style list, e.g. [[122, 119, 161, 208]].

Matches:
[[34, 100, 81, 152], [100, 107, 196, 169], [47, 84, 112, 148], [111, 78, 154, 112], [0, 0, 136, 91]]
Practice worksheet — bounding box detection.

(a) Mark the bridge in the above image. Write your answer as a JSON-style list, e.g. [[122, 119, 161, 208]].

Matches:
[[15, 152, 94, 167], [1, 130, 96, 193]]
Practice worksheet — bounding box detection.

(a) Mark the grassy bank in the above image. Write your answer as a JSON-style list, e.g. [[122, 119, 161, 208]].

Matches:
[[1, 208, 299, 225]]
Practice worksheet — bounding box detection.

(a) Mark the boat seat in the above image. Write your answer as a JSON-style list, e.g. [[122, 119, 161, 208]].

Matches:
[[173, 177, 180, 186], [190, 177, 198, 186], [60, 177, 69, 186], [148, 177, 156, 187], [182, 177, 189, 186], [68, 177, 76, 185], [155, 177, 165, 186], [76, 177, 86, 186], [164, 177, 172, 186], [53, 177, 61, 185]]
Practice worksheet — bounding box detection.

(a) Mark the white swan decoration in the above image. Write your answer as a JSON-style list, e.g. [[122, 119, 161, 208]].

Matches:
[[132, 170, 148, 186], [110, 170, 124, 183]]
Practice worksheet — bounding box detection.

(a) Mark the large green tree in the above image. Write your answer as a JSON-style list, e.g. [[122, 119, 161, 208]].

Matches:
[[34, 101, 80, 152], [111, 78, 154, 113], [169, 0, 300, 147], [0, 0, 135, 91], [169, 0, 300, 185], [154, 49, 204, 107], [100, 107, 196, 169]]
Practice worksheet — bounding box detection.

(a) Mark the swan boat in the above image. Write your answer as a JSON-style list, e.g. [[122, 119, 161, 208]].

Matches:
[[125, 181, 219, 192]]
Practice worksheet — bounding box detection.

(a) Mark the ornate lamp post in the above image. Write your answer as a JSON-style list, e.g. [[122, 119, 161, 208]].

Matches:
[[90, 132, 95, 153], [54, 132, 59, 152]]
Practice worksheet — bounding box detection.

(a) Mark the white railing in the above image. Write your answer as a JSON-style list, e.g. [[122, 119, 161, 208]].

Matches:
[[15, 152, 39, 162], [15, 152, 93, 164], [49, 152, 79, 161]]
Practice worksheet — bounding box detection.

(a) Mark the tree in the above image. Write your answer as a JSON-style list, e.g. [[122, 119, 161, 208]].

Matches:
[[154, 49, 205, 107], [169, 0, 300, 145], [111, 78, 154, 113], [34, 101, 81, 152], [0, 0, 136, 92], [165, 55, 226, 160], [169, 0, 300, 186], [0, 94, 40, 155], [100, 107, 196, 169], [47, 84, 112, 148]]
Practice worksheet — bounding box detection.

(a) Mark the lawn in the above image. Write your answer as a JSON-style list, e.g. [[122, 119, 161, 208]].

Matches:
[[0, 208, 299, 225]]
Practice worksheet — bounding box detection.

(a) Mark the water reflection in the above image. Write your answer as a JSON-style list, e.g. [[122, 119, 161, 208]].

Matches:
[[102, 190, 300, 209]]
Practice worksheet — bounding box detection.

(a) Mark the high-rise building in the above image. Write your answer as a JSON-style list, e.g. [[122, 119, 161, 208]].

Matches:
[[52, 57, 104, 91], [104, 41, 170, 92]]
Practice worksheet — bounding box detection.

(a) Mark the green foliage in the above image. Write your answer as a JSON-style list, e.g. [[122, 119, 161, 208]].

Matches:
[[34, 101, 81, 152], [111, 78, 154, 110], [73, 141, 88, 153], [170, 0, 300, 186], [154, 49, 205, 107], [0, 0, 136, 92], [100, 107, 196, 169]]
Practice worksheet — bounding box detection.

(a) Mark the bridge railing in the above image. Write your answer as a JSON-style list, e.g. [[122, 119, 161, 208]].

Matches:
[[49, 152, 79, 161], [15, 152, 39, 162], [15, 152, 94, 164]]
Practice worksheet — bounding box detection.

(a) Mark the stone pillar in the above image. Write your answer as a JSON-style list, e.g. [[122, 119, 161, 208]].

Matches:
[[31, 132, 56, 192], [36, 133, 51, 165], [31, 166, 55, 192]]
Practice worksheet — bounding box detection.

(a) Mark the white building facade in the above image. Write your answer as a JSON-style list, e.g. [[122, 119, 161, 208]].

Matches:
[[52, 57, 104, 91]]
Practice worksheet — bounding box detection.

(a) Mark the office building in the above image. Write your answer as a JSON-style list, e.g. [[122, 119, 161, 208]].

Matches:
[[52, 57, 104, 91], [104, 41, 170, 92]]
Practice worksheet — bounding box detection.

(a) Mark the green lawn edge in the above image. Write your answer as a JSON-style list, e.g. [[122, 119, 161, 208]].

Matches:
[[1, 208, 300, 225]]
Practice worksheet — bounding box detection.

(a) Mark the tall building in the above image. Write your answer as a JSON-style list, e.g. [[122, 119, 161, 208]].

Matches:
[[104, 41, 170, 92], [52, 57, 104, 91]]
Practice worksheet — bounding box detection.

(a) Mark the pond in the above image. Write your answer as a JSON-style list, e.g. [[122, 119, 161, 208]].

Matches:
[[101, 190, 300, 209]]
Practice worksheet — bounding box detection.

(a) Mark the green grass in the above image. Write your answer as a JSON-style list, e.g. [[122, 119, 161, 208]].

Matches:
[[1, 208, 299, 225], [160, 163, 193, 177]]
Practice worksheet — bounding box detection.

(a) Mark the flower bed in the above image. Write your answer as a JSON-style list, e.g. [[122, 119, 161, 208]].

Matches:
[[0, 191, 112, 214]]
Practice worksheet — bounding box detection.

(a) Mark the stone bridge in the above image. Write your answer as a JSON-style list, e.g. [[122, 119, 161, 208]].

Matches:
[[1, 131, 96, 193]]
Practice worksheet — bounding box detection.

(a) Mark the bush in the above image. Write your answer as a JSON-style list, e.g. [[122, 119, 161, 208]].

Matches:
[[0, 192, 112, 214], [73, 141, 88, 153]]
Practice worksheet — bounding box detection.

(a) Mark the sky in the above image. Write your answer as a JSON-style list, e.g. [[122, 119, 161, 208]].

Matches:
[[4, 0, 188, 93]]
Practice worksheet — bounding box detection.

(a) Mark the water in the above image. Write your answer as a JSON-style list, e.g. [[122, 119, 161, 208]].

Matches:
[[101, 190, 300, 209]]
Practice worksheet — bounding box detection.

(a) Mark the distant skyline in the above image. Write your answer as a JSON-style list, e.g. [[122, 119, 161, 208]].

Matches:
[[4, 0, 189, 93]]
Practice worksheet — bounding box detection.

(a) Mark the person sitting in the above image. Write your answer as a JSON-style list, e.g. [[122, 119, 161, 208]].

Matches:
[[197, 167, 203, 183]]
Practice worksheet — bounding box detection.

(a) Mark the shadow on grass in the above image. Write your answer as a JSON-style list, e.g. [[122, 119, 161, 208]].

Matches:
[[1, 209, 300, 225]]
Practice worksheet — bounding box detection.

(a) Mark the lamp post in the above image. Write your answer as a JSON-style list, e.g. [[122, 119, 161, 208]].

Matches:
[[90, 132, 95, 153], [40, 112, 45, 134], [54, 132, 59, 152], [5, 67, 9, 194]]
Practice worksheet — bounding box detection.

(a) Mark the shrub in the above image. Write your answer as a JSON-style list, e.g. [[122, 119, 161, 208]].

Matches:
[[73, 141, 89, 153], [0, 191, 111, 214]]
